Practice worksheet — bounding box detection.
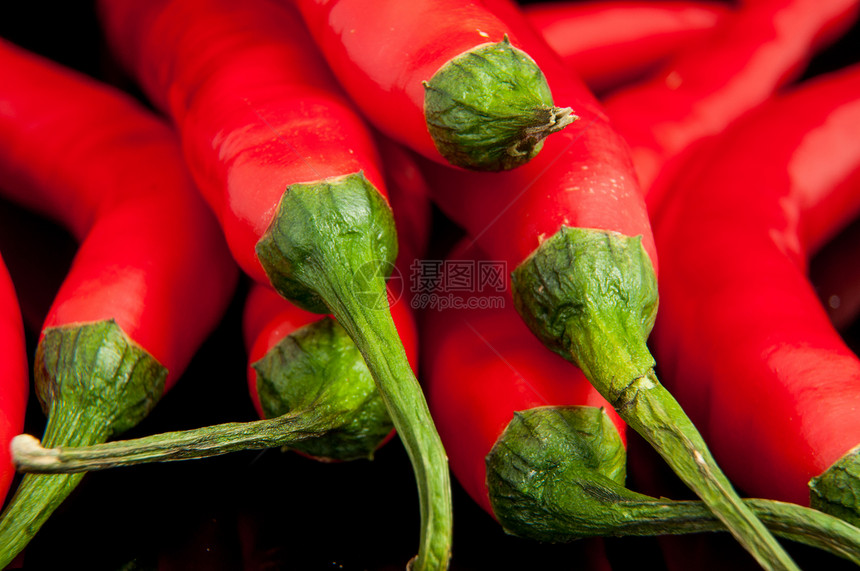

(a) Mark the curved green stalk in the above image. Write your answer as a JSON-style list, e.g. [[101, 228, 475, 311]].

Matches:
[[487, 407, 860, 565], [511, 227, 799, 571], [12, 406, 353, 473], [255, 172, 452, 571]]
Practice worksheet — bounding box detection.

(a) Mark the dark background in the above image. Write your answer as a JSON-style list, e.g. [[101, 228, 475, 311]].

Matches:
[[0, 1, 858, 569]]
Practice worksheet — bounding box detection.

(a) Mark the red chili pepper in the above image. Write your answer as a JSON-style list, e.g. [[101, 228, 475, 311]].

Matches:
[[0, 252, 28, 504], [652, 63, 860, 524], [414, 1, 655, 271], [97, 0, 451, 566], [416, 1, 797, 566], [524, 0, 730, 94], [599, 0, 860, 213], [376, 135, 434, 276], [291, 0, 577, 171], [0, 39, 238, 564], [97, 0, 388, 287]]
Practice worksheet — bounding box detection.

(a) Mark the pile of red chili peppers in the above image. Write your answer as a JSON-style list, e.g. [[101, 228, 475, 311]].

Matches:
[[0, 0, 859, 569]]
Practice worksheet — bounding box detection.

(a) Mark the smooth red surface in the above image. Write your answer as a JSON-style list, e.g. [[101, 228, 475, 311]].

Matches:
[[98, 0, 388, 286], [293, 0, 530, 164], [377, 136, 433, 273], [526, 1, 729, 93], [0, 254, 28, 502], [602, 0, 860, 213], [419, 0, 655, 278], [422, 241, 625, 517], [0, 39, 237, 390], [653, 64, 860, 505]]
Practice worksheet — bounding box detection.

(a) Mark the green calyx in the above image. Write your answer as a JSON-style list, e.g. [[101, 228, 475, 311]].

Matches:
[[255, 171, 398, 314], [811, 445, 860, 526], [424, 35, 576, 172], [511, 227, 658, 401], [511, 226, 800, 571], [486, 407, 860, 565], [254, 316, 392, 462], [487, 406, 626, 541], [36, 319, 168, 438]]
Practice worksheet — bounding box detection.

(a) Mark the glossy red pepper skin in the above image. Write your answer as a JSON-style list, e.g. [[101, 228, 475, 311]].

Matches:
[[0, 38, 237, 391], [98, 0, 389, 286], [525, 0, 729, 94], [376, 136, 433, 275], [291, 0, 553, 167], [600, 0, 860, 213], [0, 252, 28, 503], [418, 0, 655, 274], [652, 64, 860, 507], [798, 149, 860, 255]]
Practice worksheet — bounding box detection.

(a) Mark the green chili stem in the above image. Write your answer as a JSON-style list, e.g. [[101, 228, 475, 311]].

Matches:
[[811, 445, 860, 526], [254, 173, 453, 570], [324, 293, 453, 571], [623, 370, 800, 571], [12, 406, 348, 474], [0, 399, 110, 567], [588, 490, 860, 563]]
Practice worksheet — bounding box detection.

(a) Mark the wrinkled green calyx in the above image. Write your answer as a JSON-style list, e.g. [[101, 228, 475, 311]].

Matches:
[[511, 226, 800, 571], [256, 171, 397, 314], [511, 227, 658, 394], [487, 407, 860, 565], [811, 445, 860, 526], [36, 319, 168, 439], [254, 171, 452, 571], [424, 36, 576, 172], [487, 406, 626, 541], [254, 316, 392, 461]]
